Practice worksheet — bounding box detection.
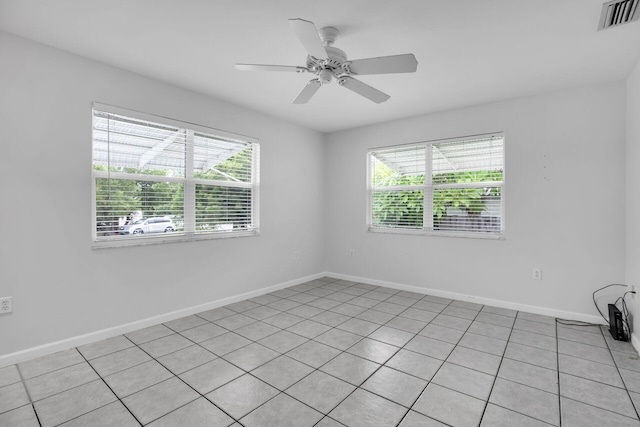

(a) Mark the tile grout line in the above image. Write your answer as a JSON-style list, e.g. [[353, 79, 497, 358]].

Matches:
[[491, 312, 560, 427], [392, 296, 463, 427], [475, 310, 561, 427], [78, 322, 252, 426], [559, 395, 640, 424], [391, 299, 523, 424], [598, 324, 640, 421], [226, 280, 424, 425], [461, 302, 507, 427], [137, 279, 391, 425], [74, 347, 144, 427], [206, 280, 394, 425], [235, 324, 379, 425], [297, 285, 532, 426], [13, 360, 87, 385], [125, 335, 242, 426], [250, 282, 400, 421], [334, 285, 463, 424], [126, 305, 333, 427], [553, 321, 640, 420], [559, 368, 632, 391], [14, 363, 43, 427], [12, 360, 122, 422]]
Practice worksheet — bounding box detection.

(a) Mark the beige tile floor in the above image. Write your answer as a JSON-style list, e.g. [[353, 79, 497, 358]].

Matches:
[[2, 277, 640, 426]]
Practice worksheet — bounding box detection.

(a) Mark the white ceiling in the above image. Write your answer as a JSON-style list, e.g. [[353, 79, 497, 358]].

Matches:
[[1, 0, 640, 133]]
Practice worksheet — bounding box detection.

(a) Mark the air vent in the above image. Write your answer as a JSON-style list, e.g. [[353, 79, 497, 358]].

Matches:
[[598, 0, 640, 30]]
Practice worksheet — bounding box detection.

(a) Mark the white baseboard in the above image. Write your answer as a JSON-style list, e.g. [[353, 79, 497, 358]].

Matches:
[[324, 271, 607, 325], [0, 272, 324, 368], [1, 270, 614, 368]]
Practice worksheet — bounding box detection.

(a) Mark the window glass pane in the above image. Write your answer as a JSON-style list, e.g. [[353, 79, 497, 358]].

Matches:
[[371, 190, 423, 229], [195, 185, 253, 232], [194, 133, 253, 182], [433, 186, 501, 232], [93, 111, 186, 177], [432, 137, 503, 184], [371, 146, 425, 187], [96, 178, 184, 237]]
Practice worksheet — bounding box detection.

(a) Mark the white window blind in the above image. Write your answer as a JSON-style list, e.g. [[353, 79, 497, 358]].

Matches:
[[368, 134, 504, 236], [370, 145, 425, 230], [193, 132, 255, 232], [92, 107, 259, 245]]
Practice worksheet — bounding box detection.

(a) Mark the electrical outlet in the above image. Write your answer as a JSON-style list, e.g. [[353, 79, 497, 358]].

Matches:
[[532, 268, 542, 280], [0, 297, 12, 314], [293, 251, 299, 260], [349, 249, 355, 257]]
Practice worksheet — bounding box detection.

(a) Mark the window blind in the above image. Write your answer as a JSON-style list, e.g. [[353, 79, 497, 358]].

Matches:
[[92, 108, 259, 244], [370, 145, 425, 229], [193, 132, 256, 233]]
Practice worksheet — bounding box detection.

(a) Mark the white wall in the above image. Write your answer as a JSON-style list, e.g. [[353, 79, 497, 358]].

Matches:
[[628, 59, 640, 345], [0, 28, 633, 361], [324, 83, 626, 318], [0, 32, 325, 357]]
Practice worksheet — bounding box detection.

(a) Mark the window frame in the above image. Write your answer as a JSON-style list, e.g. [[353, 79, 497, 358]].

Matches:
[[366, 133, 505, 239], [91, 103, 260, 249]]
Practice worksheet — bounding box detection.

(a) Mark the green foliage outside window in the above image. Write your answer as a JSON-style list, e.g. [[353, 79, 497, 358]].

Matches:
[[95, 147, 253, 235], [371, 160, 424, 228], [432, 170, 502, 219], [372, 160, 502, 229]]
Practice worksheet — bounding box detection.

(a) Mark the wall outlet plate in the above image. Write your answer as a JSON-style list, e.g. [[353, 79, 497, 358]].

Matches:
[[0, 297, 12, 314], [532, 268, 542, 280]]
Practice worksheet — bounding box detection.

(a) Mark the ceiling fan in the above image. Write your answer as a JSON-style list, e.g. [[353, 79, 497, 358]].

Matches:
[[236, 18, 418, 104]]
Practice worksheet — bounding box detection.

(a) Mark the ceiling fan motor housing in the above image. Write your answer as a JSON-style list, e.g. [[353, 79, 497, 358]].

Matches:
[[307, 45, 348, 80]]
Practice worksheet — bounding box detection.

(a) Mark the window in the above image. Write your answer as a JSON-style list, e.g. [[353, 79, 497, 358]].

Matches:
[[368, 133, 504, 237], [92, 105, 259, 246]]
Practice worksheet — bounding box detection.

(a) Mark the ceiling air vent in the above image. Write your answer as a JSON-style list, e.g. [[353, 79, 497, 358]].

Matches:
[[598, 0, 640, 30]]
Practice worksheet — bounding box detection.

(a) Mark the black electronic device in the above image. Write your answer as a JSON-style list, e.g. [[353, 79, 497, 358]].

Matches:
[[608, 303, 627, 341]]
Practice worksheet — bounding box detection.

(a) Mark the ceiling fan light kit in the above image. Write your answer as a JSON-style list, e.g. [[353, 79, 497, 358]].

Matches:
[[236, 18, 418, 104]]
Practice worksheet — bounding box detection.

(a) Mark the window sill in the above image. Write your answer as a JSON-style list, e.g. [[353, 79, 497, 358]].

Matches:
[[368, 227, 504, 240], [92, 229, 260, 249]]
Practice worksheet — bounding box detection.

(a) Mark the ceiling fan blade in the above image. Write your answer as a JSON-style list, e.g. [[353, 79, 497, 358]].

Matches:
[[288, 18, 327, 59], [339, 76, 390, 103], [346, 54, 418, 75], [236, 64, 307, 73], [292, 79, 322, 104]]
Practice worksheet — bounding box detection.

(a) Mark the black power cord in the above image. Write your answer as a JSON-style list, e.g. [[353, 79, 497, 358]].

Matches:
[[555, 319, 600, 327], [556, 284, 636, 340]]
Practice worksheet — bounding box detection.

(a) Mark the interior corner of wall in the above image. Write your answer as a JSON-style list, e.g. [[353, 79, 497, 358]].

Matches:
[[631, 331, 640, 356]]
